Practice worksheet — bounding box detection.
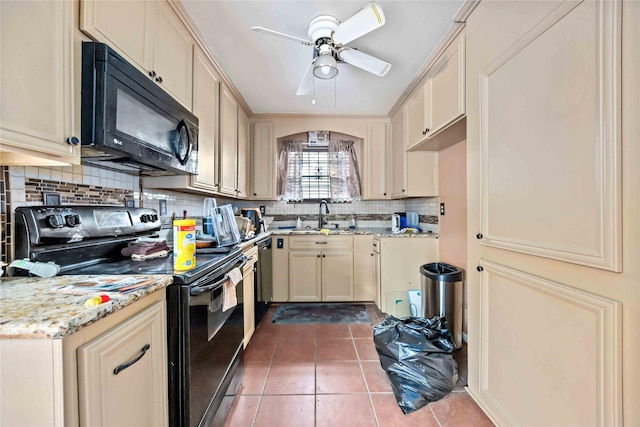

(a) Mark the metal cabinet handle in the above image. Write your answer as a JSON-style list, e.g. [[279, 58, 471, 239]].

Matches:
[[66, 136, 80, 146], [315, 241, 328, 245], [148, 70, 156, 78], [113, 344, 150, 375], [155, 76, 163, 84]]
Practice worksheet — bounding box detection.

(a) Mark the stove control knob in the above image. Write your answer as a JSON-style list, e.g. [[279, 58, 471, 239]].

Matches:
[[65, 214, 81, 227], [47, 214, 65, 228], [151, 214, 159, 222], [140, 214, 151, 223]]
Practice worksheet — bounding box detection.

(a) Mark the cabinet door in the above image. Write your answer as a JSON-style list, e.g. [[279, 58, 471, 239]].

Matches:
[[406, 81, 429, 149], [390, 108, 407, 198], [289, 251, 322, 302], [373, 242, 381, 309], [322, 251, 354, 301], [192, 48, 220, 191], [77, 301, 168, 427], [236, 108, 249, 198], [251, 122, 276, 199], [0, 0, 78, 163], [219, 86, 239, 196], [242, 258, 256, 347], [80, 0, 155, 72], [379, 239, 438, 313], [353, 236, 375, 301], [363, 123, 388, 199], [153, 1, 193, 109], [428, 32, 465, 136]]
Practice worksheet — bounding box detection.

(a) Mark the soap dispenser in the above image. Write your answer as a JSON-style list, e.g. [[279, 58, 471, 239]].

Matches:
[[296, 217, 302, 229], [349, 215, 356, 229]]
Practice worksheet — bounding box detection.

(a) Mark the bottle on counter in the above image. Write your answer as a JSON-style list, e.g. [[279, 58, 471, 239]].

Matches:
[[349, 215, 356, 229], [296, 217, 302, 229], [173, 219, 196, 271]]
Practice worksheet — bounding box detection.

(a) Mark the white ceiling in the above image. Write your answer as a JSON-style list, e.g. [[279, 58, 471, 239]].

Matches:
[[181, 1, 464, 116]]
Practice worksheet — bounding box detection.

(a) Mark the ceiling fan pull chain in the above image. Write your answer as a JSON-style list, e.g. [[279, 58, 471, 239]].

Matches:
[[334, 75, 337, 107]]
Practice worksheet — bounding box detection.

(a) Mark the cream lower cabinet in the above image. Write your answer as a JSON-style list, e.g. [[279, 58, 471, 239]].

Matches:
[[272, 236, 289, 301], [242, 245, 258, 347], [379, 238, 438, 316], [353, 235, 375, 301], [288, 236, 354, 302], [0, 0, 79, 166], [0, 290, 167, 427], [77, 300, 167, 427]]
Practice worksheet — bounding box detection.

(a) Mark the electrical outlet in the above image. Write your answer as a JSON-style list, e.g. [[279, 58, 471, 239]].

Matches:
[[259, 205, 266, 215], [440, 203, 445, 215], [277, 238, 284, 249]]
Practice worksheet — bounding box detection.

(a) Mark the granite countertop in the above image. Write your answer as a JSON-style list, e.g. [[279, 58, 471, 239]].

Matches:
[[0, 274, 173, 339], [269, 227, 439, 238]]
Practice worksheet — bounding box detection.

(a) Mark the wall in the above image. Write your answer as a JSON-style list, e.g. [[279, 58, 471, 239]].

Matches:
[[437, 139, 467, 334]]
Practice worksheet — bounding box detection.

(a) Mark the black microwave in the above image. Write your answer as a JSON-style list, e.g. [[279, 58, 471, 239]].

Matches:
[[81, 42, 198, 176]]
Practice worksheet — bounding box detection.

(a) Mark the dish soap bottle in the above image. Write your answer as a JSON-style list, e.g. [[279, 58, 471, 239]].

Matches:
[[349, 215, 356, 229], [296, 217, 302, 229]]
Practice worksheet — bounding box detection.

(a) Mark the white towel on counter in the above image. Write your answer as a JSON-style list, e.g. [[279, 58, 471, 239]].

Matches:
[[222, 267, 243, 312]]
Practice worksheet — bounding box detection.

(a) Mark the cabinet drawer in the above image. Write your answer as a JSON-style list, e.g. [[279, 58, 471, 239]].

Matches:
[[289, 236, 354, 250], [243, 245, 258, 273]]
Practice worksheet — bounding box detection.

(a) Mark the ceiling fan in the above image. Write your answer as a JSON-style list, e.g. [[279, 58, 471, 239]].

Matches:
[[251, 2, 392, 96]]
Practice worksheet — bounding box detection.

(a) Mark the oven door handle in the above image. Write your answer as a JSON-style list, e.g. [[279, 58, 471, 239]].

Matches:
[[190, 256, 247, 296]]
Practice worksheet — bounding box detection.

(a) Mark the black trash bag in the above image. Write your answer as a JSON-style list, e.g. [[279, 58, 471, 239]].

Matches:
[[373, 315, 458, 414]]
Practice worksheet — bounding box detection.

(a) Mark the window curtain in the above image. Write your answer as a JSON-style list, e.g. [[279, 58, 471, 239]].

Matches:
[[329, 140, 361, 202], [278, 141, 304, 202]]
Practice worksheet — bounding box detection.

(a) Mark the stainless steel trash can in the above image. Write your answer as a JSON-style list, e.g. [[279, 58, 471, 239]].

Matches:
[[420, 263, 463, 349]]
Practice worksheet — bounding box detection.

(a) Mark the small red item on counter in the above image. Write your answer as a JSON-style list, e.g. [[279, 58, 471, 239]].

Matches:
[[85, 294, 111, 307], [100, 294, 110, 303]]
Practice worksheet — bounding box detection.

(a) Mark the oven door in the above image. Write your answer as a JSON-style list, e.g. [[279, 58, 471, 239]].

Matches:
[[167, 255, 246, 427], [189, 280, 244, 427]]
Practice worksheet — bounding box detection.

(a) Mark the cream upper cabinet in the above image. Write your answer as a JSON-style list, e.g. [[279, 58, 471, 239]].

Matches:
[[152, 1, 193, 109], [77, 301, 168, 427], [250, 122, 276, 200], [142, 47, 219, 194], [81, 0, 193, 109], [236, 108, 249, 199], [407, 31, 466, 151], [406, 79, 431, 149], [391, 107, 438, 198], [0, 0, 79, 166], [219, 86, 239, 196], [218, 85, 249, 199], [363, 123, 388, 199], [191, 48, 220, 191]]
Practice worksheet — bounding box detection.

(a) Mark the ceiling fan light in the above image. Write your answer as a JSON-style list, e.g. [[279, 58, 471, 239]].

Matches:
[[313, 54, 338, 79]]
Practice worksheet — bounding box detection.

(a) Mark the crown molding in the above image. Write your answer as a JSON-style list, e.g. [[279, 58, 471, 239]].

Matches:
[[454, 0, 481, 23], [251, 113, 389, 120]]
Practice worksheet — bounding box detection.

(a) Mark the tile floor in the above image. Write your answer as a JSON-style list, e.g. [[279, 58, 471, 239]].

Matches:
[[223, 304, 494, 427]]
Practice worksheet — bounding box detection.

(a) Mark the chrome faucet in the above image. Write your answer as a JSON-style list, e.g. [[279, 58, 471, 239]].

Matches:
[[318, 200, 330, 229]]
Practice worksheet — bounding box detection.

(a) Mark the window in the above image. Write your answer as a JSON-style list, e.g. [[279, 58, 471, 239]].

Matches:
[[278, 140, 361, 202]]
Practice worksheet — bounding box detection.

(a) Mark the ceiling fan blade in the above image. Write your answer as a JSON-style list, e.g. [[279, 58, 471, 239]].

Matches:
[[251, 26, 314, 46], [338, 47, 391, 76], [296, 60, 315, 95], [332, 2, 386, 46]]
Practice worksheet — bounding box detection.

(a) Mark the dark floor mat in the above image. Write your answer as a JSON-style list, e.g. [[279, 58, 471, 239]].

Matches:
[[271, 303, 371, 324]]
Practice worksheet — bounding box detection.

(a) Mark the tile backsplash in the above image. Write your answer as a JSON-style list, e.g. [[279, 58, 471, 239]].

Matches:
[[1, 164, 439, 262]]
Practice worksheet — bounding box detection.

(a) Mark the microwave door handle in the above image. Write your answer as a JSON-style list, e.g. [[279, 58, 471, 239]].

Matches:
[[175, 119, 192, 166], [190, 256, 248, 296]]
